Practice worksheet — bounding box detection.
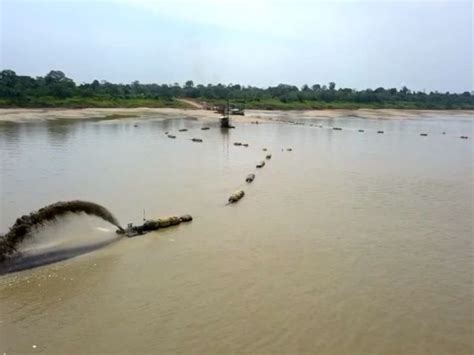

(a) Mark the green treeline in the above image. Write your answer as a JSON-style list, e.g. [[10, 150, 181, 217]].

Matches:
[[1, 69, 473, 109]]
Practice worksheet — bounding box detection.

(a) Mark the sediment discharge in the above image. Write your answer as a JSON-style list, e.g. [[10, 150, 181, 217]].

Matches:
[[0, 200, 123, 262]]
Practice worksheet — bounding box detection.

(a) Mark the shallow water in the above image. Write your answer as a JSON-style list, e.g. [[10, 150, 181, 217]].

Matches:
[[0, 112, 473, 354]]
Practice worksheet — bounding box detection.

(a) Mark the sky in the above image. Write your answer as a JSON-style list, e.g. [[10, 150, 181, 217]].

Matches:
[[0, 0, 472, 92]]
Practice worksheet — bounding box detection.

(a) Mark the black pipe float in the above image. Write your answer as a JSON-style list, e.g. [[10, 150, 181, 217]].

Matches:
[[246, 174, 255, 183], [228, 190, 245, 203], [118, 215, 193, 238], [256, 161, 266, 168]]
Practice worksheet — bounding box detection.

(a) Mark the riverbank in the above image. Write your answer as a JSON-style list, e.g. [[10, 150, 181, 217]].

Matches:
[[0, 107, 473, 123], [2, 97, 473, 111]]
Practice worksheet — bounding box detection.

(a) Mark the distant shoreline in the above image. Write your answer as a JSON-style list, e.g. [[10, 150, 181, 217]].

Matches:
[[0, 107, 472, 123], [1, 99, 473, 111]]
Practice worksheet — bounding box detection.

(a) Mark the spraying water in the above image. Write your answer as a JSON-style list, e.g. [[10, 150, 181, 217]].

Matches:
[[0, 200, 123, 262]]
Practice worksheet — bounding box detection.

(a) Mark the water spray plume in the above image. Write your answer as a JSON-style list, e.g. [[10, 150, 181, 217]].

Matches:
[[0, 200, 123, 262]]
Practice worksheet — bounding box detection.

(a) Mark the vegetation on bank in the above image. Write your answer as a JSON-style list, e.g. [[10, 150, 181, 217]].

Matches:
[[1, 69, 473, 110], [0, 97, 187, 109]]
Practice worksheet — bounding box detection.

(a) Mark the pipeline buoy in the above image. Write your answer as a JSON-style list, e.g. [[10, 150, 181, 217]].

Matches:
[[201, 127, 210, 130], [256, 161, 266, 168], [228, 190, 245, 203], [333, 127, 342, 131], [460, 136, 469, 139], [191, 138, 203, 142], [168, 135, 176, 139], [179, 214, 193, 222], [246, 173, 255, 183], [377, 131, 384, 134], [179, 128, 188, 132], [124, 214, 193, 237], [234, 142, 242, 146], [265, 154, 272, 160], [420, 133, 428, 136]]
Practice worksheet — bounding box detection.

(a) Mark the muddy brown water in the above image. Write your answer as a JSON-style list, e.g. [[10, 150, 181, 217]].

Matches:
[[0, 112, 473, 354]]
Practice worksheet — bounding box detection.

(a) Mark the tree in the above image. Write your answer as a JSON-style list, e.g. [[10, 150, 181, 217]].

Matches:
[[45, 70, 67, 83], [185, 80, 194, 88], [0, 70, 17, 86], [329, 82, 336, 91], [43, 70, 75, 98]]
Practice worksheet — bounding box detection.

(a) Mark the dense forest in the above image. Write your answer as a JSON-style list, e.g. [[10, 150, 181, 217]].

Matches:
[[1, 69, 473, 110]]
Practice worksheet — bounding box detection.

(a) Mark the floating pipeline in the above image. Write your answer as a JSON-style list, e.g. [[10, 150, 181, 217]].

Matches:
[[262, 148, 267, 151], [333, 127, 342, 131], [246, 174, 255, 183], [377, 131, 384, 134], [266, 154, 272, 160], [168, 135, 176, 139], [358, 129, 365, 132], [234, 142, 242, 146], [420, 133, 428, 136], [179, 128, 188, 132], [286, 148, 293, 152], [117, 215, 193, 238], [243, 143, 249, 147], [256, 161, 266, 168], [460, 136, 469, 139], [191, 138, 203, 142], [0, 200, 123, 262], [228, 190, 245, 204], [201, 127, 210, 130]]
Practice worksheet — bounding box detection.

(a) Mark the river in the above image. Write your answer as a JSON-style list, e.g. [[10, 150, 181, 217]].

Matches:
[[0, 110, 472, 354]]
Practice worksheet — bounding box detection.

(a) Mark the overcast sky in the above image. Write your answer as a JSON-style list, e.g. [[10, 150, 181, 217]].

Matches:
[[1, 0, 472, 92]]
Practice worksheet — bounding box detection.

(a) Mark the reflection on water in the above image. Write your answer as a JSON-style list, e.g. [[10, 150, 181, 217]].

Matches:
[[0, 113, 473, 354]]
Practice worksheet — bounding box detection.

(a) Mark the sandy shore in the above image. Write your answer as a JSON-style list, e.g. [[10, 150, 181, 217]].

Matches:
[[0, 108, 472, 123]]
